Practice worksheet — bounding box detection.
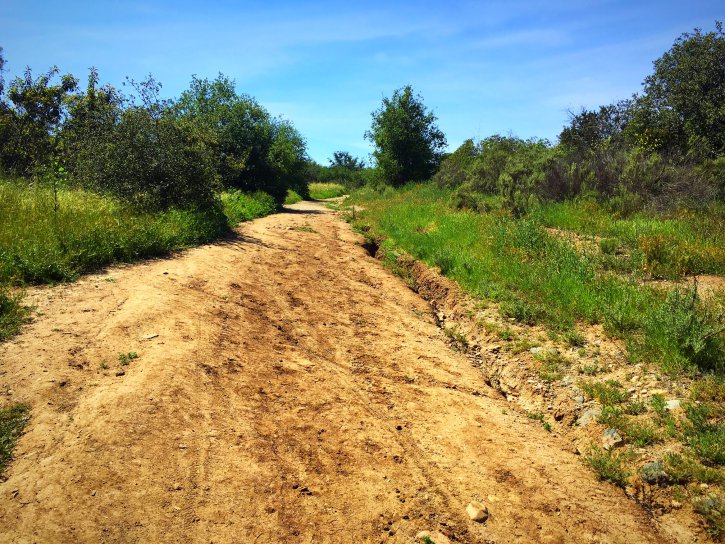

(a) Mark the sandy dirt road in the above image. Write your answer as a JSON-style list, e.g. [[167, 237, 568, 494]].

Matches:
[[0, 201, 668, 543]]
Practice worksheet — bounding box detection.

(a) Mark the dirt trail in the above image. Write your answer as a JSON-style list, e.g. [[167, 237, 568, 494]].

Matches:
[[0, 201, 669, 543]]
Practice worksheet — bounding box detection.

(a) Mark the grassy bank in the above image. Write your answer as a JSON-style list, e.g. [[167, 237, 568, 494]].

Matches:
[[309, 182, 346, 200], [0, 179, 280, 341], [348, 184, 724, 375], [0, 180, 278, 285]]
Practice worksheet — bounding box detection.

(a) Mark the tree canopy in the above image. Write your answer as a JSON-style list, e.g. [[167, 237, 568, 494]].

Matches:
[[366, 85, 446, 186]]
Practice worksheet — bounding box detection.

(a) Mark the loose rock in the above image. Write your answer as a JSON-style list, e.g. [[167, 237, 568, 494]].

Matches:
[[466, 500, 489, 522], [602, 429, 624, 450], [576, 407, 601, 427]]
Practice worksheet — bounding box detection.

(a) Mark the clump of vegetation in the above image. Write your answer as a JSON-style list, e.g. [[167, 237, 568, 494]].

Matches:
[[535, 350, 568, 382], [222, 190, 278, 226], [118, 352, 138, 366], [309, 182, 346, 200], [526, 411, 552, 432], [443, 325, 469, 352], [0, 287, 26, 341], [0, 403, 30, 474], [581, 380, 629, 406], [587, 445, 633, 488], [693, 492, 724, 538]]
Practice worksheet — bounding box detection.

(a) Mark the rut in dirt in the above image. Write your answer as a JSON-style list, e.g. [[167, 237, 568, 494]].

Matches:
[[0, 201, 667, 543]]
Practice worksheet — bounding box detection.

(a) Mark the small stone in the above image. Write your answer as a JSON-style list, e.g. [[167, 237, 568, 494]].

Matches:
[[142, 333, 159, 340], [671, 500, 682, 509], [576, 407, 601, 427], [115, 370, 125, 377], [91, 490, 96, 496], [602, 428, 624, 450], [665, 399, 681, 411], [466, 500, 489, 522], [573, 396, 585, 405], [640, 389, 648, 395], [172, 483, 182, 491], [639, 461, 668, 484]]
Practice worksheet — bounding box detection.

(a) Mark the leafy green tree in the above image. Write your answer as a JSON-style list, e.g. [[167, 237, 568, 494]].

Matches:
[[633, 22, 725, 158], [329, 151, 365, 170], [176, 74, 308, 202], [366, 85, 446, 186], [0, 65, 77, 174]]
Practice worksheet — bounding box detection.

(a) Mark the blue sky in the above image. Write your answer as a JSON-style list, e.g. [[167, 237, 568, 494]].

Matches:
[[2, 0, 722, 163]]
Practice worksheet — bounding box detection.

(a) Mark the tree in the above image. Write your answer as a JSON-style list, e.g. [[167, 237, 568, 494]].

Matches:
[[366, 85, 446, 186], [638, 22, 725, 158], [329, 151, 364, 170], [176, 74, 308, 202], [0, 65, 77, 174]]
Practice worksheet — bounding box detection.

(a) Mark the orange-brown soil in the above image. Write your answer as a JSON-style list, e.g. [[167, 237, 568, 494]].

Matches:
[[0, 201, 670, 543]]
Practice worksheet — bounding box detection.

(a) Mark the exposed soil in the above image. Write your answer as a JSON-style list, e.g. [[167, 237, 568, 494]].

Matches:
[[0, 201, 672, 543]]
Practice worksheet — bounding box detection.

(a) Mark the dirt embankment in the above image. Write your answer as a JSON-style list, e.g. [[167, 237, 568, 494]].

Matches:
[[1, 201, 669, 543]]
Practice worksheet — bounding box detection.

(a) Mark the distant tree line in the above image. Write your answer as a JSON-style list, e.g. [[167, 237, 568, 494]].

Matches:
[[364, 23, 724, 215], [0, 53, 310, 210]]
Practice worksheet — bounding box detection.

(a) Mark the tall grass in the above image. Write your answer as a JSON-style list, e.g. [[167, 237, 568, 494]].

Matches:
[[309, 182, 346, 200], [221, 190, 278, 225], [349, 184, 724, 375], [0, 180, 278, 285], [535, 200, 725, 278]]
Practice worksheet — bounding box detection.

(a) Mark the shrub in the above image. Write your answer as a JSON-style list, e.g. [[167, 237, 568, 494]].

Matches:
[[587, 446, 632, 487]]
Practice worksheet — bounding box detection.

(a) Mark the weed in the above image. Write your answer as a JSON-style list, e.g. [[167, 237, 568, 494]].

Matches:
[[443, 326, 469, 352], [693, 492, 724, 539], [682, 402, 724, 466], [0, 288, 27, 342], [99, 362, 109, 370], [579, 363, 600, 376], [624, 401, 647, 415], [664, 452, 725, 486], [309, 182, 346, 200], [0, 403, 30, 474], [527, 411, 552, 432], [499, 328, 513, 341], [621, 418, 662, 447], [284, 189, 303, 205], [581, 380, 628, 406], [118, 352, 139, 366], [587, 445, 633, 488], [535, 350, 568, 382], [562, 329, 586, 347]]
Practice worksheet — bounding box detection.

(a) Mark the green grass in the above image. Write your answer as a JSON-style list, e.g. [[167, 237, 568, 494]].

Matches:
[[348, 184, 724, 375], [0, 287, 27, 342], [587, 445, 633, 488], [221, 189, 277, 225], [309, 182, 346, 200], [284, 189, 303, 205], [0, 403, 30, 475], [535, 199, 725, 278], [0, 180, 277, 285]]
